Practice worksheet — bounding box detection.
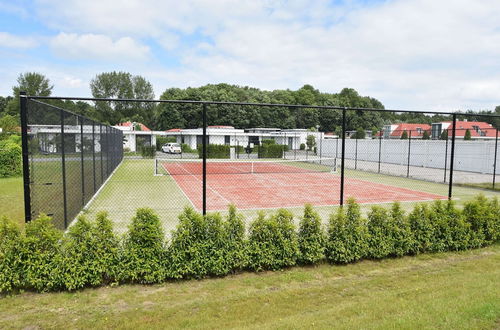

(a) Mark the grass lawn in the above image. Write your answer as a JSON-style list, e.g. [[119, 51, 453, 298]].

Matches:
[[1, 244, 499, 329], [0, 176, 24, 226]]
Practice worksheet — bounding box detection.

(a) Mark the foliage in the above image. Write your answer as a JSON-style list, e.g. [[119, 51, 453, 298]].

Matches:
[[119, 208, 166, 284], [440, 129, 448, 140], [0, 216, 22, 293], [306, 134, 316, 150], [407, 204, 434, 254], [401, 131, 409, 139], [300, 143, 306, 150], [247, 210, 299, 271], [20, 214, 63, 292], [181, 143, 194, 153], [388, 202, 413, 257], [352, 128, 366, 139], [140, 145, 156, 158], [298, 204, 324, 264], [464, 129, 472, 140], [0, 114, 19, 133], [5, 72, 53, 116], [156, 136, 176, 150], [0, 138, 22, 177], [325, 198, 368, 263], [197, 144, 230, 158], [422, 130, 430, 140], [258, 143, 284, 158], [430, 200, 471, 252], [463, 195, 500, 247], [366, 206, 393, 259]]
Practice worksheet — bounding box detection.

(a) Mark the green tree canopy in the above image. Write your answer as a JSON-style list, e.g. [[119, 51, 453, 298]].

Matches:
[[464, 129, 472, 140], [440, 129, 448, 140], [352, 128, 366, 139], [401, 131, 408, 139], [5, 72, 53, 116], [422, 130, 430, 140]]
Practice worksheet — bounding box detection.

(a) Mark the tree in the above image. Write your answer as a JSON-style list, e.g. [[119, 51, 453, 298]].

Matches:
[[0, 114, 19, 132], [306, 134, 316, 151], [401, 131, 408, 139], [464, 129, 472, 140], [5, 72, 53, 116], [0, 96, 13, 116], [352, 128, 366, 139], [440, 129, 448, 140], [90, 71, 154, 125], [422, 130, 430, 140]]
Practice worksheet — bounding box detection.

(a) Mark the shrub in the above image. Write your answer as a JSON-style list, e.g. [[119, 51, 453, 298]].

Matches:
[[388, 202, 413, 257], [408, 204, 434, 254], [60, 212, 119, 290], [247, 209, 299, 271], [181, 143, 194, 153], [325, 198, 368, 264], [225, 205, 247, 271], [198, 144, 230, 159], [156, 136, 176, 150], [140, 145, 156, 158], [366, 206, 392, 259], [430, 200, 471, 252], [300, 143, 306, 150], [258, 143, 283, 158], [0, 216, 23, 293], [261, 139, 275, 145], [20, 214, 63, 292], [0, 139, 22, 177], [463, 195, 500, 247], [119, 208, 166, 284], [298, 204, 324, 264]]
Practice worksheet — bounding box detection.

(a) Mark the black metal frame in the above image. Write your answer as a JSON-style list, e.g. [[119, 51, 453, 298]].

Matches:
[[21, 94, 500, 225]]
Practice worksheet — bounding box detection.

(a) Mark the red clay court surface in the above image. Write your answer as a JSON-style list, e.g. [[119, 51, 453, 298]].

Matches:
[[162, 161, 447, 211]]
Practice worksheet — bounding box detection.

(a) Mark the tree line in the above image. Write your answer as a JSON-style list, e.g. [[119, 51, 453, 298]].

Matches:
[[1, 72, 499, 134]]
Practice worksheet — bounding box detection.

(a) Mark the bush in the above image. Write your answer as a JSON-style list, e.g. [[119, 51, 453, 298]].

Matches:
[[119, 208, 166, 284], [463, 195, 500, 247], [388, 202, 413, 257], [225, 205, 247, 271], [430, 200, 471, 252], [258, 143, 283, 158], [247, 209, 299, 271], [156, 136, 177, 150], [60, 212, 119, 290], [408, 204, 434, 254], [298, 205, 324, 264], [20, 214, 63, 292], [0, 216, 23, 293], [366, 206, 392, 259], [0, 139, 22, 177], [261, 139, 275, 145], [197, 144, 230, 159], [181, 143, 194, 153], [326, 198, 368, 264], [140, 145, 156, 158], [300, 143, 306, 150]]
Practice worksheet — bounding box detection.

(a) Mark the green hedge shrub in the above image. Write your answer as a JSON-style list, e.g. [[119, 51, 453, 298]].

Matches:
[[0, 216, 23, 293], [388, 202, 413, 257], [430, 201, 471, 252], [366, 206, 392, 259], [156, 136, 176, 150], [247, 210, 299, 271], [20, 215, 63, 292], [225, 205, 247, 271], [197, 144, 230, 159], [119, 208, 166, 284], [408, 204, 434, 254], [298, 204, 324, 264], [258, 143, 284, 158], [326, 198, 368, 264], [463, 195, 500, 247], [181, 143, 194, 153], [0, 139, 22, 177], [140, 145, 156, 158], [300, 143, 306, 150]]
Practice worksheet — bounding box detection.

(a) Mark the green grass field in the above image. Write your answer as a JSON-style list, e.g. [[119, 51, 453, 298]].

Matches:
[[1, 244, 499, 329], [0, 176, 24, 226]]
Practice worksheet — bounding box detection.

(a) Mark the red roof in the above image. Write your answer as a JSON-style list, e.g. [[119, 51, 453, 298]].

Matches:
[[117, 121, 151, 131], [208, 125, 234, 129], [390, 123, 431, 137], [166, 128, 181, 132], [443, 121, 496, 137]]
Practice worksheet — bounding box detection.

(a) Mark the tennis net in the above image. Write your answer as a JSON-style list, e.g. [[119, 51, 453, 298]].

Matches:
[[155, 157, 338, 176]]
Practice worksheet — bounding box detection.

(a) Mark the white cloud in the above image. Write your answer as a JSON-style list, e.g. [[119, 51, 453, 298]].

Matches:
[[50, 33, 150, 61], [0, 32, 38, 49]]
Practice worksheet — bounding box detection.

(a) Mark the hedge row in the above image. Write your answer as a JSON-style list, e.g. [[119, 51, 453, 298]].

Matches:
[[197, 144, 230, 158], [0, 135, 22, 177], [1, 195, 499, 293]]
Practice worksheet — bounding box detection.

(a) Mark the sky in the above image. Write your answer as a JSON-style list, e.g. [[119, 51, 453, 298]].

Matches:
[[0, 0, 499, 112]]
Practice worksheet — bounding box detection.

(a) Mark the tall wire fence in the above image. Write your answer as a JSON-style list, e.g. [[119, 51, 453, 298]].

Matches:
[[21, 95, 500, 232]]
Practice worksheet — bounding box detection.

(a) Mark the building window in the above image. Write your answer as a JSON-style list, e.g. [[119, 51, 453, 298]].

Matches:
[[224, 135, 230, 145]]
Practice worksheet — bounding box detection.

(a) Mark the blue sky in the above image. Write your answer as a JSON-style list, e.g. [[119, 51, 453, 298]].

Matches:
[[1, 0, 499, 111]]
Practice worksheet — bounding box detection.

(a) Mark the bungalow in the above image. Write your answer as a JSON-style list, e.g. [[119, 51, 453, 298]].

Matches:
[[431, 121, 497, 139], [383, 123, 432, 139]]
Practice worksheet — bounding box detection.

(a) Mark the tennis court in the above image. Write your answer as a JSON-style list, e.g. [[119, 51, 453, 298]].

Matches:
[[159, 158, 447, 211]]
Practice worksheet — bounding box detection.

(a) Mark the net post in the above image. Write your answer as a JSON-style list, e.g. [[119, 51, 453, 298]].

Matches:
[[407, 130, 412, 178], [448, 114, 457, 200], [378, 130, 382, 174], [202, 103, 207, 216], [60, 109, 68, 228], [340, 108, 346, 206], [20, 91, 32, 223], [493, 129, 498, 189], [80, 116, 85, 207]]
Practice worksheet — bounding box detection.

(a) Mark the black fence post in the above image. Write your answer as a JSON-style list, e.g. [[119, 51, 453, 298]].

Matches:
[[20, 92, 32, 223], [340, 108, 346, 206], [92, 121, 96, 193], [202, 103, 207, 216], [80, 116, 85, 207], [493, 129, 498, 189], [407, 130, 412, 178], [100, 124, 104, 184], [448, 115, 457, 200], [60, 109, 68, 227], [378, 131, 382, 174]]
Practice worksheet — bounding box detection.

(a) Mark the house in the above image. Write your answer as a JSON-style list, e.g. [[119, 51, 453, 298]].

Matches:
[[383, 123, 431, 139], [431, 121, 497, 139]]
